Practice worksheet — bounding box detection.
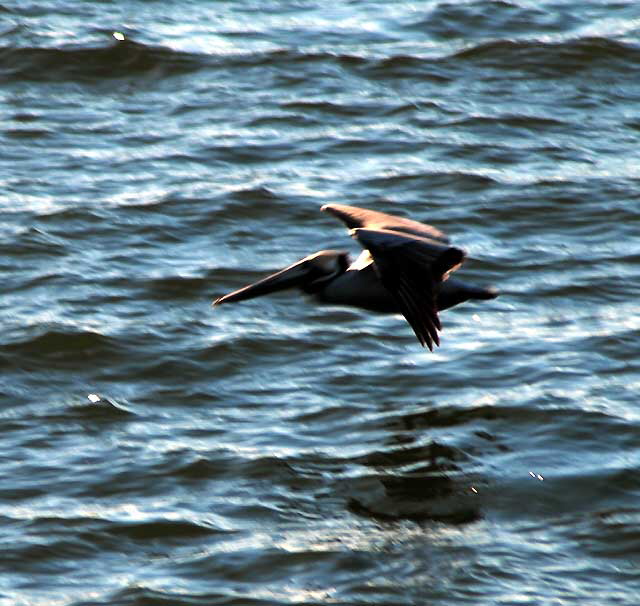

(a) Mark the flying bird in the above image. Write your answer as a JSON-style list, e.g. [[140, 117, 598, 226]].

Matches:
[[214, 204, 497, 350]]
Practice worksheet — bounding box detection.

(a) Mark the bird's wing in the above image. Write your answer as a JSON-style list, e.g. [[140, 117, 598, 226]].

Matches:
[[322, 203, 449, 244], [351, 228, 465, 350]]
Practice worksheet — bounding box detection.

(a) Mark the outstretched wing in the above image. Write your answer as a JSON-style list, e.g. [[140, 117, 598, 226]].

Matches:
[[351, 228, 465, 350], [322, 203, 449, 244]]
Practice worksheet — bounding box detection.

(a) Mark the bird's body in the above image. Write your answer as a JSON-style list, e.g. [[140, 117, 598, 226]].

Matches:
[[214, 204, 497, 349], [317, 260, 396, 312]]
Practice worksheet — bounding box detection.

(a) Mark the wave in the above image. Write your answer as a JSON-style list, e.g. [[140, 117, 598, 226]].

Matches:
[[3, 34, 637, 84], [0, 39, 207, 82], [96, 586, 277, 606], [1, 327, 122, 368], [4, 514, 228, 568], [0, 227, 67, 258], [106, 518, 224, 541], [450, 36, 640, 74], [243, 37, 640, 79], [406, 0, 578, 39], [144, 275, 210, 300], [0, 39, 368, 84], [66, 396, 135, 420], [360, 169, 497, 190], [350, 36, 640, 81]]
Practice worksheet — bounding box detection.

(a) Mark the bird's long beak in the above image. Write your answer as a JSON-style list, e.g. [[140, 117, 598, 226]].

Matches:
[[213, 259, 311, 306]]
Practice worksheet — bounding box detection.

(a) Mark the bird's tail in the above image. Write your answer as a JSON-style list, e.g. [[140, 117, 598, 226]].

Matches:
[[437, 278, 498, 311]]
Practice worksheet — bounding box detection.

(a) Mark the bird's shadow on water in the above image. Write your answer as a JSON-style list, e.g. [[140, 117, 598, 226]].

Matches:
[[331, 402, 509, 525]]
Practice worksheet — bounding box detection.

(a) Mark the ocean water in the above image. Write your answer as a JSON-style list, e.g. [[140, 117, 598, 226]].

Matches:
[[2, 1, 640, 604]]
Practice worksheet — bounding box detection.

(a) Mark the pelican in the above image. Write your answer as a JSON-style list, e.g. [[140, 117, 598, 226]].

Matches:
[[214, 204, 497, 350]]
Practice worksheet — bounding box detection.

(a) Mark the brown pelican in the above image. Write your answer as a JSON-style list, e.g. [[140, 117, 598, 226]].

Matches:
[[214, 204, 497, 350]]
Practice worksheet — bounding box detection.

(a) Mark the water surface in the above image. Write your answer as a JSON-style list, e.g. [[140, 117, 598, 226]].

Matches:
[[2, 1, 640, 604]]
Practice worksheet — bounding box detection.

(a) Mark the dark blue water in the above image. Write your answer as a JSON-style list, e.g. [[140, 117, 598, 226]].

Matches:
[[2, 1, 640, 604]]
